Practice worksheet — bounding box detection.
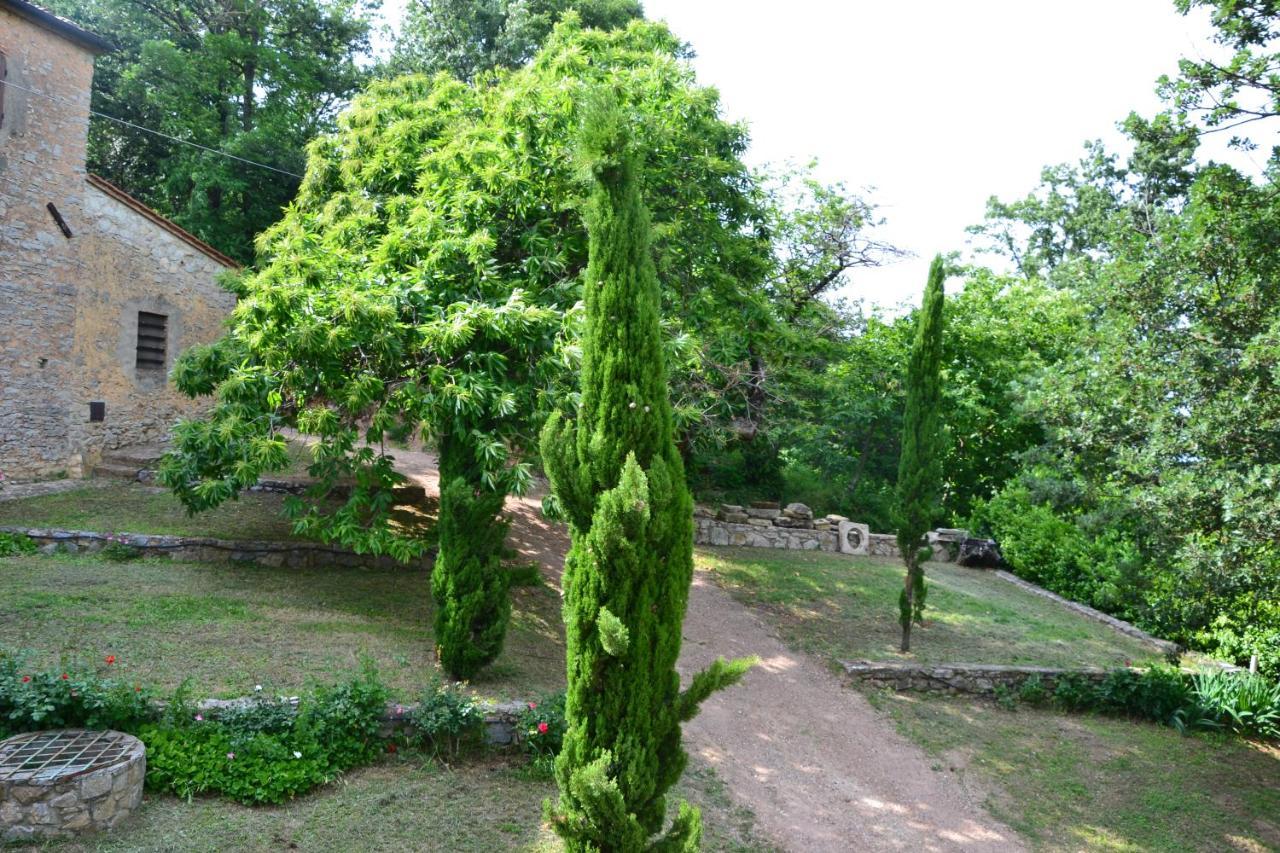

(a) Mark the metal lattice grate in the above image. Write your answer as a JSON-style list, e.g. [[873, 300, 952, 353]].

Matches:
[[0, 731, 133, 783]]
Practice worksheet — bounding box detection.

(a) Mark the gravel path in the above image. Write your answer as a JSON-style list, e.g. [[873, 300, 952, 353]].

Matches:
[[394, 449, 1022, 851]]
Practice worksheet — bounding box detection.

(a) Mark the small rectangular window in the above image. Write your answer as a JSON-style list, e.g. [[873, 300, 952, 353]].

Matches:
[[1, 50, 7, 129], [89, 401, 105, 422], [135, 311, 167, 370]]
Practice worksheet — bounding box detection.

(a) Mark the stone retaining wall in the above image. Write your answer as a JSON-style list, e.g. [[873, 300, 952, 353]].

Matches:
[[992, 570, 1182, 657], [842, 661, 1118, 696], [0, 526, 423, 570]]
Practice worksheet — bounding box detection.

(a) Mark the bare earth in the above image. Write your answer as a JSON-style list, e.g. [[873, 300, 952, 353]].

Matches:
[[394, 449, 1023, 852]]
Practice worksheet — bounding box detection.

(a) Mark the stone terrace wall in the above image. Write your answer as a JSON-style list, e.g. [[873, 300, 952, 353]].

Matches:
[[0, 526, 421, 570], [693, 501, 968, 562], [842, 661, 1117, 696]]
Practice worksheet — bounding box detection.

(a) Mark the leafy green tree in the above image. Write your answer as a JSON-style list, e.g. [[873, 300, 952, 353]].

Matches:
[[895, 256, 946, 652], [43, 0, 377, 264], [387, 0, 643, 80], [540, 95, 752, 851], [160, 19, 772, 679]]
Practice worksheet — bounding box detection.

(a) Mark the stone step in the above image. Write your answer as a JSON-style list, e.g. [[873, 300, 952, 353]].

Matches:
[[91, 462, 143, 481], [99, 445, 168, 467]]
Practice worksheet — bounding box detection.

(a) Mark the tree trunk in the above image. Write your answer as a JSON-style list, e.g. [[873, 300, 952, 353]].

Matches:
[[900, 561, 915, 652]]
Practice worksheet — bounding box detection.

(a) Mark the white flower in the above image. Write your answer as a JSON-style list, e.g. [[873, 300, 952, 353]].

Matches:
[[628, 402, 637, 409], [254, 684, 263, 692], [644, 405, 650, 412], [293, 751, 302, 759]]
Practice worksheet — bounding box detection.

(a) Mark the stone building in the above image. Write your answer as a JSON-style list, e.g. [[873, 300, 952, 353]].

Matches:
[[0, 0, 237, 481]]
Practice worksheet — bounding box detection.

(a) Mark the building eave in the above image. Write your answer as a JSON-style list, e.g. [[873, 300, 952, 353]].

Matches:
[[0, 0, 113, 54], [86, 174, 242, 270]]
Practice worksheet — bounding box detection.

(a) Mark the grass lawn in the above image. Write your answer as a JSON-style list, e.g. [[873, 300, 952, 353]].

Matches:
[[0, 552, 563, 701], [697, 547, 1165, 669], [867, 689, 1280, 852], [0, 483, 316, 542], [0, 481, 435, 544], [35, 756, 773, 853]]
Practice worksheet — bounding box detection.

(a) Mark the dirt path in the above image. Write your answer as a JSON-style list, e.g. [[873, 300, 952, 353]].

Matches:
[[393, 449, 1021, 851]]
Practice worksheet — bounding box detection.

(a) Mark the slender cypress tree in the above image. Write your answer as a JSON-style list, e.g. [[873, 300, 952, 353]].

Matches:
[[432, 432, 511, 680], [896, 255, 946, 653], [540, 94, 753, 851]]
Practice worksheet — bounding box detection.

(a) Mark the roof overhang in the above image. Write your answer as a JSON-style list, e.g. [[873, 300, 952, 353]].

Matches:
[[0, 0, 112, 54]]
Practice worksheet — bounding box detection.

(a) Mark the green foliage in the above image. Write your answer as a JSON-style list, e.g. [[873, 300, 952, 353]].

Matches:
[[0, 651, 157, 738], [1193, 669, 1280, 740], [409, 678, 485, 757], [895, 256, 946, 651], [43, 0, 377, 263], [0, 532, 36, 557], [517, 691, 568, 776], [387, 0, 643, 81], [100, 533, 143, 562], [143, 666, 388, 805], [540, 97, 751, 851]]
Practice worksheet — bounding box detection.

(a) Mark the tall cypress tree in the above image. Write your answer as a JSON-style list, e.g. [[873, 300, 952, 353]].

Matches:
[[540, 94, 753, 851], [896, 255, 946, 653]]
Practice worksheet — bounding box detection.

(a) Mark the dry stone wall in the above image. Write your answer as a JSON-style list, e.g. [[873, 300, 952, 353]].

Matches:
[[693, 501, 968, 562], [842, 661, 1117, 696]]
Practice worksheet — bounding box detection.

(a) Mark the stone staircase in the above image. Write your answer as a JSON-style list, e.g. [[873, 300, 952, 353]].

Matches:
[[91, 445, 167, 482]]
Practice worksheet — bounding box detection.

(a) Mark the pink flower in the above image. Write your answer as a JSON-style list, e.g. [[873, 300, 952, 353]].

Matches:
[[527, 701, 537, 710], [537, 722, 549, 735], [226, 752, 235, 760], [194, 714, 204, 722]]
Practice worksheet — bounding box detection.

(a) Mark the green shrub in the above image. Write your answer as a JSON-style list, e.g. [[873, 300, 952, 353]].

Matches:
[[101, 534, 143, 562], [516, 691, 566, 776], [409, 679, 484, 758], [0, 532, 37, 557], [1017, 674, 1048, 706], [506, 561, 544, 587], [1193, 669, 1280, 740]]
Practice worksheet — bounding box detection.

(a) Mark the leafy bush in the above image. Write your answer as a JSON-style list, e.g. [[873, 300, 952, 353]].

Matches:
[[409, 678, 484, 758], [144, 666, 389, 805], [515, 691, 566, 776], [0, 651, 156, 737], [1017, 673, 1048, 706], [100, 536, 144, 562], [0, 532, 37, 557], [1193, 669, 1280, 740]]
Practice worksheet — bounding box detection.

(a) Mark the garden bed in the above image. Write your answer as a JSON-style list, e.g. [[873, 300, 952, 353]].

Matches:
[[698, 547, 1166, 669]]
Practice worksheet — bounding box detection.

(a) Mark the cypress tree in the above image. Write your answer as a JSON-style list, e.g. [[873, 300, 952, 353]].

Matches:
[[540, 94, 753, 851], [432, 432, 511, 680], [896, 255, 946, 653]]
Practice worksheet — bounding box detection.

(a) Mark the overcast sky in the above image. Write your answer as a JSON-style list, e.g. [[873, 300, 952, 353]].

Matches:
[[379, 1, 1240, 309]]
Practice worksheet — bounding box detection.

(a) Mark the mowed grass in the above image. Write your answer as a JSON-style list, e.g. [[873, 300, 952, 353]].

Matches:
[[867, 690, 1280, 852], [697, 547, 1164, 668], [0, 551, 564, 701], [34, 756, 774, 853], [0, 483, 316, 542]]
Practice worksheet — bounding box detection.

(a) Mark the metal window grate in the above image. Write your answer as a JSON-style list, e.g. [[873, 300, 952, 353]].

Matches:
[[0, 730, 132, 783], [135, 311, 167, 370]]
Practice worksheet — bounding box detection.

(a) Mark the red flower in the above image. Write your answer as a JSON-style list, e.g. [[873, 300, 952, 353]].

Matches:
[[386, 742, 398, 754], [134, 686, 141, 693], [105, 655, 116, 665], [537, 722, 549, 735], [60, 674, 69, 680], [21, 676, 30, 683], [527, 701, 538, 710]]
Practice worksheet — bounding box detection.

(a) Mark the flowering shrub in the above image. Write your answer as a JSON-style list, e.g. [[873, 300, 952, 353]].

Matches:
[[0, 650, 156, 737], [0, 532, 36, 557], [409, 678, 484, 758], [516, 691, 566, 776]]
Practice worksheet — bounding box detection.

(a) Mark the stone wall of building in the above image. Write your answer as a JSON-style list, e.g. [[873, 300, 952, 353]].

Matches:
[[69, 182, 236, 460], [0, 6, 95, 480], [0, 8, 236, 480]]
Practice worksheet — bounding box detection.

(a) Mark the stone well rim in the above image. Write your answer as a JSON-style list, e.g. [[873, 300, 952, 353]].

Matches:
[[0, 729, 143, 785]]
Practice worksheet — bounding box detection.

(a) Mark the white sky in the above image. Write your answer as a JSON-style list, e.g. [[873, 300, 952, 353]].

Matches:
[[378, 1, 1243, 309]]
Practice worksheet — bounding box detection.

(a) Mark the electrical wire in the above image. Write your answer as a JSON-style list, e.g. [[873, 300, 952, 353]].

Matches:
[[1, 77, 304, 179]]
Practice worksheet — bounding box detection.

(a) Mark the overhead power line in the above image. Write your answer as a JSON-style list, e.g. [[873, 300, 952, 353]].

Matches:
[[1, 78, 304, 179]]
